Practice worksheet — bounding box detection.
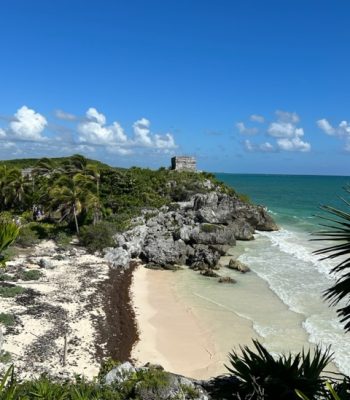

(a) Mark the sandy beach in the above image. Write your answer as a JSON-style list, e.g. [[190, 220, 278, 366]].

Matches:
[[131, 266, 258, 380], [0, 240, 138, 380]]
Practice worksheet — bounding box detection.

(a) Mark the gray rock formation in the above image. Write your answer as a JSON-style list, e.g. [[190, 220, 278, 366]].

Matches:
[[104, 362, 210, 400], [104, 192, 278, 273], [104, 361, 137, 385], [228, 259, 250, 273]]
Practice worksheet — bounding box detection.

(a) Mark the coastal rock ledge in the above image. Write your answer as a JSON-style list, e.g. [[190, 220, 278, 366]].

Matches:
[[104, 192, 278, 270]]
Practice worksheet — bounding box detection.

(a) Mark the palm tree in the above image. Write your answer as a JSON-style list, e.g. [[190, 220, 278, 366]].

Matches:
[[49, 173, 99, 234], [313, 185, 350, 332], [2, 168, 31, 211], [63, 155, 101, 196], [33, 157, 55, 177]]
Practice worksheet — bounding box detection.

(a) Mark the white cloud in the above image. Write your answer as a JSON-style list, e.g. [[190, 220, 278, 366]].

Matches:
[[132, 118, 177, 150], [86, 107, 106, 125], [268, 111, 310, 152], [241, 110, 311, 153], [154, 133, 176, 149], [78, 109, 177, 154], [268, 122, 296, 138], [250, 114, 265, 123], [133, 118, 153, 146], [317, 118, 350, 151], [55, 109, 77, 121], [0, 105, 178, 159], [107, 146, 134, 155], [277, 136, 310, 152], [9, 106, 47, 141], [236, 122, 258, 135], [317, 118, 335, 135], [244, 139, 275, 152], [78, 108, 127, 145], [275, 110, 299, 124], [260, 142, 274, 152], [244, 139, 254, 151]]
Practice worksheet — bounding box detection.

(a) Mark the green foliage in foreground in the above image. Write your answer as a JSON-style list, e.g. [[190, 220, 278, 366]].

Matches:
[[313, 185, 350, 332], [0, 223, 19, 266], [0, 365, 198, 400], [296, 379, 350, 400], [226, 340, 332, 400]]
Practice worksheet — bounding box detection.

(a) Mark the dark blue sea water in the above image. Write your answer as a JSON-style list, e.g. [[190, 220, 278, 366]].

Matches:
[[211, 173, 350, 374]]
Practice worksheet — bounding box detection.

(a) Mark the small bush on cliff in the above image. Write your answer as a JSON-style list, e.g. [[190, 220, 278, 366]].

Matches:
[[226, 340, 332, 400], [80, 222, 116, 253]]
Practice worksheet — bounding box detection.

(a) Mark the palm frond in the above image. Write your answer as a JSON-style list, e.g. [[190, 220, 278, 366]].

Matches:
[[313, 187, 350, 332]]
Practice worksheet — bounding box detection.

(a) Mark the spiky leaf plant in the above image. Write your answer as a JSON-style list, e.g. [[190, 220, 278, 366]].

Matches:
[[0, 222, 20, 266], [313, 185, 350, 332], [226, 340, 332, 400]]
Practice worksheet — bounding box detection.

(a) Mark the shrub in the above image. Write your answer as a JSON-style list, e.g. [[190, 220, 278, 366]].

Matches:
[[54, 230, 72, 248], [0, 284, 25, 298], [0, 313, 15, 327], [80, 222, 116, 253], [14, 224, 39, 247], [226, 340, 332, 400], [0, 351, 12, 363], [0, 273, 13, 282], [20, 270, 42, 281]]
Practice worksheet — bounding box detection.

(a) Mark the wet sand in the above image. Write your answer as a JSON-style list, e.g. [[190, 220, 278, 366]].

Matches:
[[131, 266, 257, 379]]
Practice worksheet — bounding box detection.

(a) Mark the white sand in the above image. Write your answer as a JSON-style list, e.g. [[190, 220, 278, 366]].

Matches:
[[0, 240, 109, 379], [131, 266, 257, 379]]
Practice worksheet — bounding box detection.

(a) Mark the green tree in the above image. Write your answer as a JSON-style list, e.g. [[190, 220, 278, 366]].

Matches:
[[49, 173, 99, 234], [1, 168, 31, 211]]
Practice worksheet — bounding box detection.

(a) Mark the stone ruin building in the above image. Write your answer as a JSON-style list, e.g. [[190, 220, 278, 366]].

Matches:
[[171, 156, 196, 172]]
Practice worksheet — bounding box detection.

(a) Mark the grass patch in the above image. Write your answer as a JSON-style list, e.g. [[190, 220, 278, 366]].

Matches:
[[0, 313, 15, 327], [0, 273, 13, 282], [0, 284, 26, 298], [20, 270, 43, 281], [0, 351, 12, 363]]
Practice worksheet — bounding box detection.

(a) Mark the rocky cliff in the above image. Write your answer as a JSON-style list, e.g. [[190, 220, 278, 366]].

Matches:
[[104, 191, 277, 271]]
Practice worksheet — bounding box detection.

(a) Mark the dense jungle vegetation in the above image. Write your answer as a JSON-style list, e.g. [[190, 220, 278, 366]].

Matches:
[[0, 154, 234, 252]]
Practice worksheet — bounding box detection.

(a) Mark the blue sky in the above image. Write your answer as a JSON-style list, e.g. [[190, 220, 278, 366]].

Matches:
[[0, 0, 349, 175]]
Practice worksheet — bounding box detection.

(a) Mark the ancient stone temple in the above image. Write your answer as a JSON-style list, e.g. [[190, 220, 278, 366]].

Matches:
[[171, 156, 196, 171]]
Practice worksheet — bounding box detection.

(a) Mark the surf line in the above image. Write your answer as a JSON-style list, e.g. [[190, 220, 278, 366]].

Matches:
[[193, 292, 251, 322], [193, 293, 240, 316]]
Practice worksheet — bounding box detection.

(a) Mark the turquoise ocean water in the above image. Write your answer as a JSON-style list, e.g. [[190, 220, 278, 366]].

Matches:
[[212, 173, 350, 374]]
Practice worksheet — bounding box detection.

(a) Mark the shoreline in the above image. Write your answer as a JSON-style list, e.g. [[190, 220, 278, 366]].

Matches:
[[131, 266, 258, 380]]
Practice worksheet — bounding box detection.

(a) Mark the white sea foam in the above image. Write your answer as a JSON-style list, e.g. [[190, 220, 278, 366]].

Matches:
[[237, 229, 350, 376], [304, 317, 350, 376], [258, 229, 337, 278]]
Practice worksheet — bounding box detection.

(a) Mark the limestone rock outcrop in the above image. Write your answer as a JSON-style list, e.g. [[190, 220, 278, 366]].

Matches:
[[104, 192, 278, 271]]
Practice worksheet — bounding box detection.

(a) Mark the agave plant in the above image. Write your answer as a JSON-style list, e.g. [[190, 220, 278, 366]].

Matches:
[[313, 185, 350, 332], [226, 340, 332, 400]]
